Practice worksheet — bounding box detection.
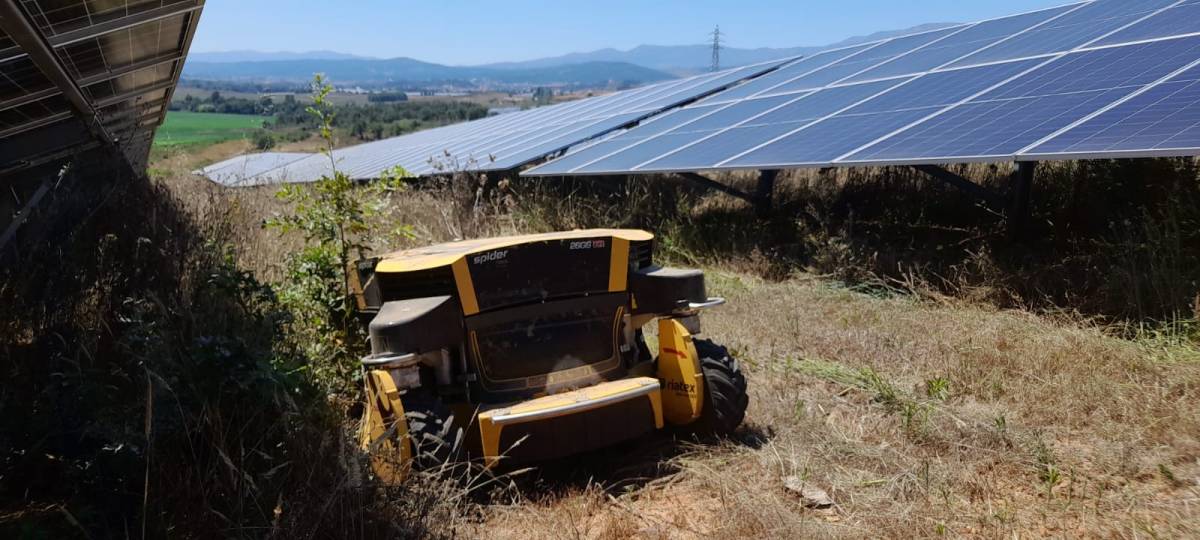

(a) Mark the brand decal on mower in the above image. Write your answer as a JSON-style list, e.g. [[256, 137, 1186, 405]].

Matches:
[[568, 239, 606, 250], [665, 380, 696, 394], [473, 250, 508, 264]]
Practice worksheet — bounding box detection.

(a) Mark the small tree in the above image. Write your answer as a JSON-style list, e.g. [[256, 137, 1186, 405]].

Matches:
[[253, 130, 276, 150], [267, 74, 411, 393]]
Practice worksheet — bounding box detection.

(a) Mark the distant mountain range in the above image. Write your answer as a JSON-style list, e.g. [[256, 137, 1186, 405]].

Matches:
[[189, 50, 371, 63], [481, 23, 957, 74], [182, 58, 674, 88], [183, 22, 957, 88]]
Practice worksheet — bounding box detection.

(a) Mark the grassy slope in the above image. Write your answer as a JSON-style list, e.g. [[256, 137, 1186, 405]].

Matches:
[[157, 147, 1200, 538], [153, 111, 265, 148]]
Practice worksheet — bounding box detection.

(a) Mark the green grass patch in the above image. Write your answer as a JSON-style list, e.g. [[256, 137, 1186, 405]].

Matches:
[[153, 111, 265, 148]]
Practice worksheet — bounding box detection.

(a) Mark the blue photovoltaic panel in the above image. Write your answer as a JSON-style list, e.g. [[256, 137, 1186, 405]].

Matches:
[[843, 89, 1133, 162], [846, 35, 1200, 162], [846, 58, 1043, 114], [202, 59, 787, 184], [672, 95, 798, 132], [631, 61, 791, 112], [572, 132, 717, 173], [760, 26, 965, 94], [537, 79, 903, 175], [725, 108, 939, 167], [699, 45, 876, 104], [1092, 2, 1200, 47], [523, 0, 1200, 177], [948, 0, 1176, 68], [843, 5, 1079, 83], [636, 123, 810, 171], [534, 138, 644, 172], [627, 105, 725, 135], [722, 60, 1043, 167], [484, 105, 730, 175], [746, 78, 907, 124], [1026, 64, 1200, 156], [486, 112, 648, 170]]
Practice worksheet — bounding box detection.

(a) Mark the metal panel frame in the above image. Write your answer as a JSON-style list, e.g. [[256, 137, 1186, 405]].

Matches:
[[0, 0, 114, 144]]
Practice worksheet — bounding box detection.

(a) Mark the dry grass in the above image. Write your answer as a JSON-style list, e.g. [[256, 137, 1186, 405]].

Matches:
[[458, 274, 1199, 538], [142, 147, 1200, 538]]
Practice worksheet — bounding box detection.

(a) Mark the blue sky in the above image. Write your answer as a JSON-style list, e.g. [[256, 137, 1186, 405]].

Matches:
[[192, 0, 1074, 65]]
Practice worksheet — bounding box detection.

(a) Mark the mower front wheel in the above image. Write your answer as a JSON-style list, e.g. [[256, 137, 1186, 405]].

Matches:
[[690, 339, 749, 437], [401, 391, 462, 471]]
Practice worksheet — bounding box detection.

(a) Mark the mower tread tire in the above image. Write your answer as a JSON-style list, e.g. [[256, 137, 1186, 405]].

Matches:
[[692, 339, 748, 437]]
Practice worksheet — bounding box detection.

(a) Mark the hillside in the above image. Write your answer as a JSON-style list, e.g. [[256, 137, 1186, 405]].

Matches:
[[483, 23, 957, 72], [181, 58, 675, 87], [189, 50, 370, 63]]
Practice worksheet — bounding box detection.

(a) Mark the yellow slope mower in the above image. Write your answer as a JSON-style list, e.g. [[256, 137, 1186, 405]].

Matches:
[[352, 229, 747, 481]]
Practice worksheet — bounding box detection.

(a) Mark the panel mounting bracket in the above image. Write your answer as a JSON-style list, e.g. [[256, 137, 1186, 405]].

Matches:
[[911, 164, 1006, 210], [676, 170, 780, 217], [677, 172, 756, 205]]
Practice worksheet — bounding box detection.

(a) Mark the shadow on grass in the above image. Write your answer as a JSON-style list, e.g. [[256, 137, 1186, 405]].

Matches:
[[497, 423, 773, 497], [0, 160, 451, 539]]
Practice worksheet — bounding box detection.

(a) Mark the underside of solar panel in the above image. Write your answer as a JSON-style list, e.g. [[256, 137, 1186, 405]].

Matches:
[[1, 0, 204, 175], [524, 0, 1200, 177]]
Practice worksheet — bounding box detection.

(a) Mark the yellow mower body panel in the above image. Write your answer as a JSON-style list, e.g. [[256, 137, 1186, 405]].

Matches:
[[656, 319, 706, 425], [375, 229, 653, 273], [477, 377, 664, 467], [360, 370, 412, 483]]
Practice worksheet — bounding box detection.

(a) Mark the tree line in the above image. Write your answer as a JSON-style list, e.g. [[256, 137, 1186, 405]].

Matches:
[[169, 91, 490, 146]]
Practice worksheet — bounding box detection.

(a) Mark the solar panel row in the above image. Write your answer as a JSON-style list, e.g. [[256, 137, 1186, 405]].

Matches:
[[525, 0, 1200, 177], [203, 59, 790, 185]]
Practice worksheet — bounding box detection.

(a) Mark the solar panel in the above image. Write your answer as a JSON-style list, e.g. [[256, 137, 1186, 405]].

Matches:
[[844, 36, 1200, 163], [946, 0, 1177, 68], [757, 27, 964, 94], [1024, 64, 1200, 158], [198, 153, 314, 187], [842, 5, 1079, 83], [697, 44, 876, 105], [565, 79, 906, 174], [209, 59, 791, 185], [1091, 1, 1200, 47], [525, 0, 1200, 177]]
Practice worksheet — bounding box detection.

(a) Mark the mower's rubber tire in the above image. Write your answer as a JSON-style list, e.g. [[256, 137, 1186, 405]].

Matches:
[[691, 340, 748, 437], [401, 391, 462, 471]]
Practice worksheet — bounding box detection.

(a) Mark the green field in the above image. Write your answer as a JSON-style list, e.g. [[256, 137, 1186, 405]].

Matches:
[[154, 111, 265, 147]]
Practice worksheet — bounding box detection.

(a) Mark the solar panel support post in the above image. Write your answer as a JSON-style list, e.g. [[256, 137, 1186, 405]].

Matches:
[[1007, 161, 1037, 241], [754, 169, 780, 218]]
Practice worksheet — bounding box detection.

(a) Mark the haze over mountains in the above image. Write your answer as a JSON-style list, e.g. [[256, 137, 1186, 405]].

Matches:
[[184, 23, 956, 88]]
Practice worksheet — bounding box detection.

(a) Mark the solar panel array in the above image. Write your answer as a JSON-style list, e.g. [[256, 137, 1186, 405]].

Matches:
[[524, 0, 1200, 177], [202, 60, 789, 186]]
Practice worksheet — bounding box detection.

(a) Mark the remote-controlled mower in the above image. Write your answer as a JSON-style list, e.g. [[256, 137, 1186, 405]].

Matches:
[[351, 229, 747, 481]]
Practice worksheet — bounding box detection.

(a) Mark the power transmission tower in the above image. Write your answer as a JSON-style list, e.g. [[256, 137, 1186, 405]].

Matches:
[[710, 25, 722, 72]]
